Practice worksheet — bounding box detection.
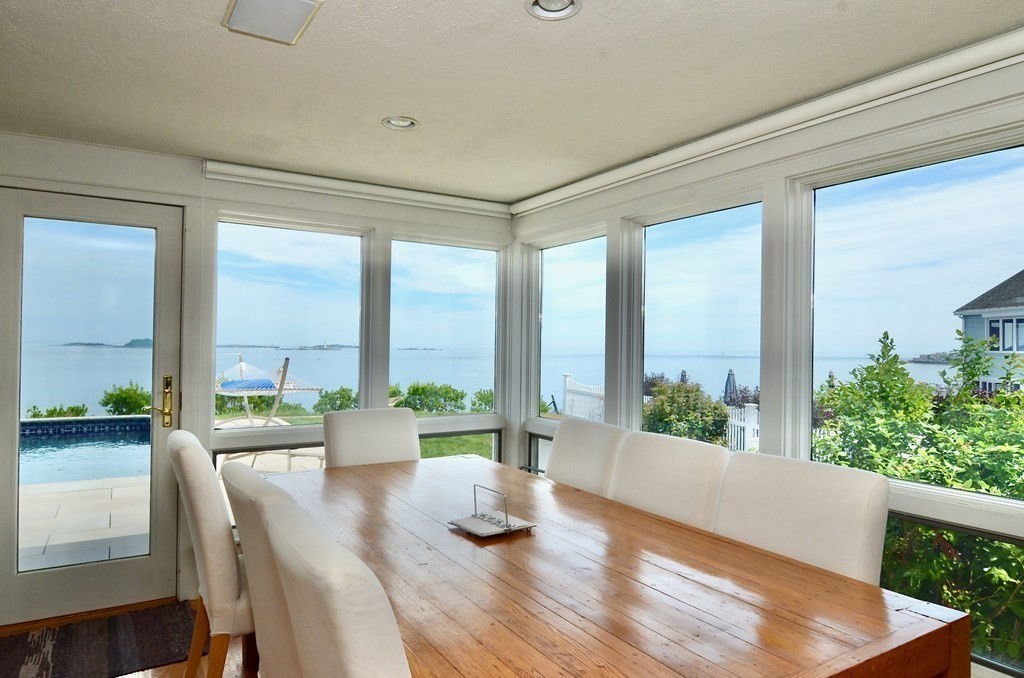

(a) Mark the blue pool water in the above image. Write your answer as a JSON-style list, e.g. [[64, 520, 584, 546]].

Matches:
[[19, 430, 151, 484]]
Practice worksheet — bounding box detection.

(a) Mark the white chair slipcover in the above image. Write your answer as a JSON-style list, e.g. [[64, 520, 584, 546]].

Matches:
[[608, 431, 730, 530], [544, 416, 629, 496], [323, 407, 420, 468], [221, 462, 302, 677], [167, 430, 256, 678], [713, 451, 890, 584], [266, 501, 412, 678]]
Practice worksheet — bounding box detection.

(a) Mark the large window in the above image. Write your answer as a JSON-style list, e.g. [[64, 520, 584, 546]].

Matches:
[[539, 237, 606, 419], [812, 146, 1024, 501], [642, 204, 762, 450], [813, 146, 1024, 671], [216, 222, 361, 429], [390, 241, 496, 417]]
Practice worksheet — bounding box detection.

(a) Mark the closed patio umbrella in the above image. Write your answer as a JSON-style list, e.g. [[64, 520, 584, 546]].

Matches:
[[723, 369, 738, 405]]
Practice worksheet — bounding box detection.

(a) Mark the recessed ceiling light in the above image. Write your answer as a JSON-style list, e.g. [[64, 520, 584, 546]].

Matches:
[[382, 116, 419, 131], [222, 0, 324, 45], [525, 0, 581, 21]]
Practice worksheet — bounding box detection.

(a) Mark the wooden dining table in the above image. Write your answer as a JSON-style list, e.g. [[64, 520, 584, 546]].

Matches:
[[268, 454, 969, 677]]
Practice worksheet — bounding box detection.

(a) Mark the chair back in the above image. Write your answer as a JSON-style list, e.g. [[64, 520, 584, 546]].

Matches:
[[545, 417, 628, 496], [323, 407, 420, 467], [713, 452, 890, 584], [221, 462, 301, 678], [167, 430, 251, 635], [266, 501, 412, 678], [608, 432, 730, 530]]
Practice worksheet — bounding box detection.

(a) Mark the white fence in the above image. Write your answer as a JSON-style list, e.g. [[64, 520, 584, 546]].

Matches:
[[562, 374, 605, 421], [727, 403, 760, 452]]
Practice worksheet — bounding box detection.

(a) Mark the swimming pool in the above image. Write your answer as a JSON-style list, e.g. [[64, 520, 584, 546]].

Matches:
[[18, 416, 152, 485]]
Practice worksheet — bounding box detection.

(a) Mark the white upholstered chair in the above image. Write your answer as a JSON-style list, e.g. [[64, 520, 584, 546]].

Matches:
[[544, 416, 629, 496], [167, 430, 257, 678], [323, 407, 420, 467], [266, 500, 412, 678], [221, 462, 302, 678], [608, 431, 730, 530], [713, 451, 890, 584]]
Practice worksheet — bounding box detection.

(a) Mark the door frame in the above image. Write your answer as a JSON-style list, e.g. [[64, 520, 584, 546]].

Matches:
[[0, 188, 182, 624]]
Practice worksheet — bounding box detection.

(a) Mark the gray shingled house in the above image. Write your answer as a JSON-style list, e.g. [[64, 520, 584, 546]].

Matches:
[[954, 268, 1024, 391]]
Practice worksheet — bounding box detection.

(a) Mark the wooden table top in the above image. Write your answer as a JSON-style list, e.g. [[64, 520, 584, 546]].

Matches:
[[268, 455, 969, 677]]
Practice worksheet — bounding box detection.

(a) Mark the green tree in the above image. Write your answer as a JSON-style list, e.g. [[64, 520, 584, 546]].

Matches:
[[642, 378, 728, 444], [26, 403, 88, 418], [314, 386, 358, 414], [470, 388, 494, 413], [99, 381, 152, 415], [397, 382, 467, 414]]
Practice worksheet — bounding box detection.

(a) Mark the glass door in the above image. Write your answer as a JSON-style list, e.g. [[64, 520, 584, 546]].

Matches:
[[0, 189, 181, 624]]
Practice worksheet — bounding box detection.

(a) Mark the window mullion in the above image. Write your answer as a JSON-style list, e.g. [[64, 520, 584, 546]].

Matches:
[[760, 178, 814, 459]]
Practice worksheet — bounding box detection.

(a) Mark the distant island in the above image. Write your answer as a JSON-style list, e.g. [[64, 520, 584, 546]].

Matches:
[[907, 351, 952, 364], [396, 347, 442, 351], [63, 338, 152, 348], [217, 343, 358, 350]]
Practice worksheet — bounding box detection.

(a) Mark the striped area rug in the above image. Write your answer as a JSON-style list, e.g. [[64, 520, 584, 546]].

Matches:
[[0, 601, 195, 678]]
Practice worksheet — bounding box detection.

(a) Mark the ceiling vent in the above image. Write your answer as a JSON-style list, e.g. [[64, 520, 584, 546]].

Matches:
[[222, 0, 324, 45]]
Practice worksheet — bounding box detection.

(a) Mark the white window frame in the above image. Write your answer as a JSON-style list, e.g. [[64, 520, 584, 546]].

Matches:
[[514, 56, 1024, 543], [198, 190, 512, 455]]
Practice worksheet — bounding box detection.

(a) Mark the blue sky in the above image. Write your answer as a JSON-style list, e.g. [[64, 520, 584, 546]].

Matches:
[[21, 219, 155, 344], [20, 145, 1024, 366], [814, 145, 1024, 357]]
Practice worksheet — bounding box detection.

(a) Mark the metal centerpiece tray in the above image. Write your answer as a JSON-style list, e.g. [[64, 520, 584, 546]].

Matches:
[[449, 484, 535, 537]]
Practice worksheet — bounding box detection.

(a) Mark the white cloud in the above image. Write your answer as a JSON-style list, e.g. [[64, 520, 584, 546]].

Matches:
[[815, 162, 1024, 355]]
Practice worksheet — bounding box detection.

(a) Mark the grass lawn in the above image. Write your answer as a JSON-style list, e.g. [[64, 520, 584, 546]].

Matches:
[[420, 433, 494, 460]]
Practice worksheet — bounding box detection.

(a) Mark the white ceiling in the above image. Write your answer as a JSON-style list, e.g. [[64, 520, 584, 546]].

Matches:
[[2, 1, 1023, 204]]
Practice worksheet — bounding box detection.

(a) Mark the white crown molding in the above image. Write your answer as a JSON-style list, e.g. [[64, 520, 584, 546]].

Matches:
[[203, 160, 512, 219], [511, 28, 1024, 217]]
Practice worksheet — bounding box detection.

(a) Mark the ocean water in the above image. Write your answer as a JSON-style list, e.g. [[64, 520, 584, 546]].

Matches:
[[18, 343, 951, 416]]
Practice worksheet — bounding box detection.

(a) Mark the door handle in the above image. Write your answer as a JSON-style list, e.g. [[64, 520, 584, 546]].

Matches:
[[150, 374, 173, 428]]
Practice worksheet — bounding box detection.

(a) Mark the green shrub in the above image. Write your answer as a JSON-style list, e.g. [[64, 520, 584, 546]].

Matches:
[[642, 378, 728, 445], [397, 382, 466, 414], [314, 386, 358, 414], [214, 394, 309, 418], [26, 403, 88, 418], [99, 381, 152, 415], [470, 388, 494, 413]]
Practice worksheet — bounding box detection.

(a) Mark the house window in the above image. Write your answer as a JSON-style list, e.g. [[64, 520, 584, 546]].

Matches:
[[990, 319, 1002, 347], [539, 237, 606, 419], [390, 241, 496, 417], [642, 204, 761, 449], [215, 222, 361, 429], [983, 316, 1024, 353]]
